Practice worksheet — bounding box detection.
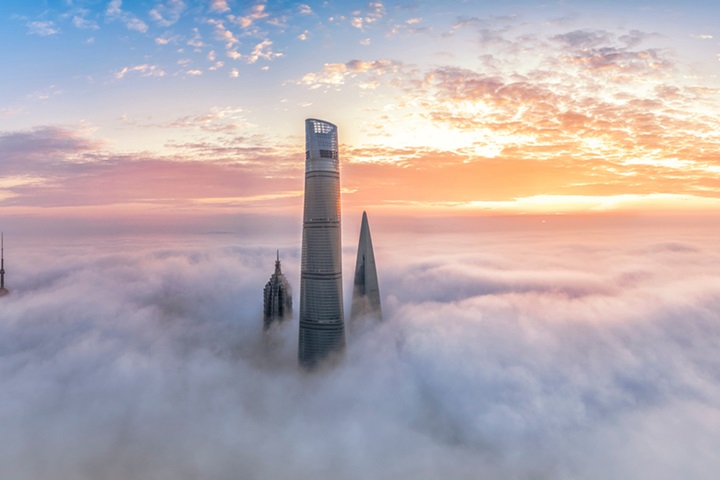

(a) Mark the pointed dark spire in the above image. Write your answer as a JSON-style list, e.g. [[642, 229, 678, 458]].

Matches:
[[350, 211, 382, 328], [263, 251, 293, 331], [0, 232, 8, 297]]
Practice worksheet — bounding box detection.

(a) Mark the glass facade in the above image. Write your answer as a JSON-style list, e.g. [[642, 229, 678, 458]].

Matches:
[[298, 119, 345, 367]]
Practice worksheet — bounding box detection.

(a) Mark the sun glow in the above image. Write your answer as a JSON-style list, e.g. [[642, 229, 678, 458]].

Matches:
[[463, 194, 720, 214]]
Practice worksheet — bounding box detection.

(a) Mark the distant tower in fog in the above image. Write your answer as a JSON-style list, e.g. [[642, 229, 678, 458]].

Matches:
[[298, 118, 345, 367], [350, 212, 382, 328], [0, 233, 8, 297], [263, 251, 293, 330]]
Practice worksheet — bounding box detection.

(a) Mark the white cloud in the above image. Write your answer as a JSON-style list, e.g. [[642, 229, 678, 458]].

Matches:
[[149, 0, 186, 27], [350, 1, 385, 30], [207, 19, 239, 47], [187, 27, 205, 48], [231, 4, 269, 29], [114, 64, 166, 79], [125, 17, 148, 33], [209, 0, 230, 13], [72, 14, 99, 30], [299, 59, 402, 88], [27, 21, 59, 36], [106, 0, 122, 16], [246, 39, 282, 64]]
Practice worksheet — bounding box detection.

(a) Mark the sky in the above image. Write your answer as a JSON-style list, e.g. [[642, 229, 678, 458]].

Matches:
[[1, 0, 720, 230], [1, 226, 720, 478]]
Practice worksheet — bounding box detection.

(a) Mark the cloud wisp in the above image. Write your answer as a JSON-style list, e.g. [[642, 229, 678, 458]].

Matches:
[[0, 125, 302, 215]]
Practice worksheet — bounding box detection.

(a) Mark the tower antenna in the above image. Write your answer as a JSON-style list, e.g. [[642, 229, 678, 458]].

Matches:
[[1, 233, 5, 288]]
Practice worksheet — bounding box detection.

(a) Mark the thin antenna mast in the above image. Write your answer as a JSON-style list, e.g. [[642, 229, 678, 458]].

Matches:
[[0, 232, 6, 293]]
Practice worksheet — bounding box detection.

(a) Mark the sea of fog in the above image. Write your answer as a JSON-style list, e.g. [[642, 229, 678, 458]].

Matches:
[[1, 216, 719, 479]]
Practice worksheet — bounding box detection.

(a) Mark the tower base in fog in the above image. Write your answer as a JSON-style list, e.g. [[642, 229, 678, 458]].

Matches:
[[298, 321, 345, 368]]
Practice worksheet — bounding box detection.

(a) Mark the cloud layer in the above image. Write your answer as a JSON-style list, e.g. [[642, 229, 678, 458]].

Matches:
[[1, 223, 719, 479]]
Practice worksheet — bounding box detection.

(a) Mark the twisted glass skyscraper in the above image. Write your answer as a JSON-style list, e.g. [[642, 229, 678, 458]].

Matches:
[[298, 119, 345, 367]]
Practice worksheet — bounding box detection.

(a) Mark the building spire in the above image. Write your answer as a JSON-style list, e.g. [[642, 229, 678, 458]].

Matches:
[[350, 211, 382, 330], [0, 232, 8, 296]]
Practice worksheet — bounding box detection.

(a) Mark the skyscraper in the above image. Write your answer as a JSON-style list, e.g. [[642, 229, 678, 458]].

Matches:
[[298, 118, 345, 367], [0, 233, 8, 297], [350, 211, 382, 328], [263, 251, 293, 330]]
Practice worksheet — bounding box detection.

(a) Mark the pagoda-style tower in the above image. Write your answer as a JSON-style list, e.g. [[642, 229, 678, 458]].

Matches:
[[350, 212, 382, 328], [0, 233, 8, 297], [263, 251, 292, 330]]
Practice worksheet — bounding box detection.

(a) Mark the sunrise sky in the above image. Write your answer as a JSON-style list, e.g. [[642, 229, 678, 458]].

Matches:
[[1, 0, 720, 226], [4, 3, 720, 477]]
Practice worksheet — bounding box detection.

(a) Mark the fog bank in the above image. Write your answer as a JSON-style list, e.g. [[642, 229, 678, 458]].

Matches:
[[1, 226, 719, 479]]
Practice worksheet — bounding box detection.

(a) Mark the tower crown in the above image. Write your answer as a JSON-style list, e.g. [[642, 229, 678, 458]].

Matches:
[[305, 118, 339, 173]]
